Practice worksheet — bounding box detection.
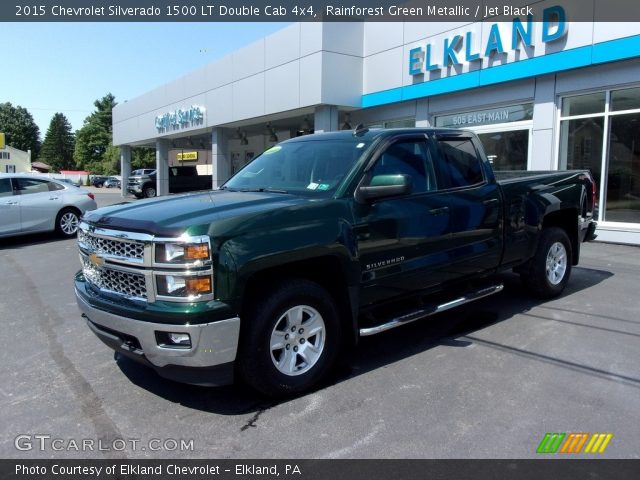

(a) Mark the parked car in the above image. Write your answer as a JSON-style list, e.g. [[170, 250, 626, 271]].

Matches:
[[127, 166, 211, 198], [103, 177, 121, 189], [75, 128, 597, 396], [91, 176, 108, 188], [0, 174, 97, 238]]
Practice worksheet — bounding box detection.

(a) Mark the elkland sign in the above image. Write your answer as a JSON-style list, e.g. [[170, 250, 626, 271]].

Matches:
[[409, 5, 567, 78]]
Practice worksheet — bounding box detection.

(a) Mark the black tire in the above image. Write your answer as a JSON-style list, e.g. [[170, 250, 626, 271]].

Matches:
[[55, 208, 81, 238], [521, 227, 572, 299], [143, 185, 156, 198], [237, 279, 342, 397]]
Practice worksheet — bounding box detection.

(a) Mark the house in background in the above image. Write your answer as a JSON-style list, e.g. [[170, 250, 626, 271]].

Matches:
[[0, 144, 31, 173]]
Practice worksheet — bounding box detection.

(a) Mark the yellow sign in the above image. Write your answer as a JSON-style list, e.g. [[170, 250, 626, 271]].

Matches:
[[177, 151, 198, 161], [0, 133, 5, 149]]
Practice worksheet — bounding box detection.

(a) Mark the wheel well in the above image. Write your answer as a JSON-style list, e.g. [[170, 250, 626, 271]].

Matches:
[[542, 208, 579, 264], [241, 256, 356, 345]]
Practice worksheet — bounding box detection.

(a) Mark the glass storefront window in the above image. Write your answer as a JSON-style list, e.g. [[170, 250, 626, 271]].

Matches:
[[561, 92, 605, 117], [606, 112, 640, 223], [611, 87, 640, 112], [476, 130, 529, 170], [559, 117, 604, 185]]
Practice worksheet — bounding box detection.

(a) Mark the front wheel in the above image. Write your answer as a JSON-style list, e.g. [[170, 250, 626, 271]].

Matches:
[[521, 227, 572, 298], [237, 280, 342, 397], [56, 208, 80, 238], [143, 185, 156, 198]]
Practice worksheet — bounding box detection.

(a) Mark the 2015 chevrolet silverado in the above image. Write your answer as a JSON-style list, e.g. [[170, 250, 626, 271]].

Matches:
[[75, 128, 597, 396]]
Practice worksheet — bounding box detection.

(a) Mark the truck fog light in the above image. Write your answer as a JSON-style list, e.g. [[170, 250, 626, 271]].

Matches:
[[155, 331, 192, 348], [169, 333, 191, 346]]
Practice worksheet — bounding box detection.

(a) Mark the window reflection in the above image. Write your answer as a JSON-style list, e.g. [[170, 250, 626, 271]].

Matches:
[[606, 113, 640, 223]]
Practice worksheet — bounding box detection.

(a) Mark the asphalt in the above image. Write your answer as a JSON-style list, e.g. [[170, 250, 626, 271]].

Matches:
[[1, 191, 638, 458]]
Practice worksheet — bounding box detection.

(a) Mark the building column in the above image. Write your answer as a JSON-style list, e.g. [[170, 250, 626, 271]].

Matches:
[[120, 145, 131, 198], [156, 139, 170, 196], [415, 98, 431, 127], [314, 105, 339, 133], [211, 128, 229, 188], [531, 75, 556, 170]]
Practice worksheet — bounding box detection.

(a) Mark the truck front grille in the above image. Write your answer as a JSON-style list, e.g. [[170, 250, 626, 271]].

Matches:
[[78, 229, 145, 261], [82, 256, 147, 300]]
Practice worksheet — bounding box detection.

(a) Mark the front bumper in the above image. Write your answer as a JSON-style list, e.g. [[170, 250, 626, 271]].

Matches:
[[126, 184, 142, 194], [75, 285, 240, 386]]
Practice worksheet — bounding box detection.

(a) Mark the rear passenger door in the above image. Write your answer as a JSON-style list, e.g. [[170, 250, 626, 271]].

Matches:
[[354, 135, 453, 306], [430, 134, 503, 278], [15, 178, 63, 233]]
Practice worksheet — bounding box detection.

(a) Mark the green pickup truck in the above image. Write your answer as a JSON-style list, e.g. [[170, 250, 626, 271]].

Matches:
[[75, 127, 597, 396]]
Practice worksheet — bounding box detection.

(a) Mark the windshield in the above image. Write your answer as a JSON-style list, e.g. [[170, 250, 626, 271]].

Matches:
[[223, 138, 371, 195]]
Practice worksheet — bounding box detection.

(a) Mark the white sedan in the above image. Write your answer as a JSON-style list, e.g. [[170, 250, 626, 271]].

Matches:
[[0, 174, 98, 238]]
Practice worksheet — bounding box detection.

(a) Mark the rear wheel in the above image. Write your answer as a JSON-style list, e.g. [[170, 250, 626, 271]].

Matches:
[[521, 227, 572, 298], [238, 280, 342, 397], [56, 208, 80, 238]]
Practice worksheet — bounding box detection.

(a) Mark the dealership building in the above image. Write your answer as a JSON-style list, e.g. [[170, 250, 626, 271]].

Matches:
[[113, 7, 640, 245]]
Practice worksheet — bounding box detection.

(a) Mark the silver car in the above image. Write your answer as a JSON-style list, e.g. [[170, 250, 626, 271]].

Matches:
[[0, 174, 98, 238]]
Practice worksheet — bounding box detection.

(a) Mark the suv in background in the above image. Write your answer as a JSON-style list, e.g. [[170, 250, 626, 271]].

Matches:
[[91, 176, 108, 188]]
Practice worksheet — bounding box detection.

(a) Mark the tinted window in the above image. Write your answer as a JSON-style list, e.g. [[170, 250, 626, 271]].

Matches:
[[437, 138, 484, 188], [0, 178, 12, 197], [15, 178, 51, 195], [371, 139, 438, 193], [50, 181, 65, 191]]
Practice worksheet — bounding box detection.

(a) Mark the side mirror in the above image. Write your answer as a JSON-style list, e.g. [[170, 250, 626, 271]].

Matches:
[[357, 174, 412, 202]]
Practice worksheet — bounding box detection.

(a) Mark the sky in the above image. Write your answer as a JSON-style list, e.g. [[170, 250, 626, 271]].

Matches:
[[2, 22, 290, 137]]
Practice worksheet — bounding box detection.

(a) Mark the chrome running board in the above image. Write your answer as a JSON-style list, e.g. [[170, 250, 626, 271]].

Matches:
[[359, 284, 504, 336]]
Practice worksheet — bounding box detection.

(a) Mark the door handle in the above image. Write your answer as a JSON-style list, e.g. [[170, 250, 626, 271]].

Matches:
[[429, 206, 449, 215], [4, 201, 18, 205], [483, 198, 499, 206], [49, 197, 59, 200]]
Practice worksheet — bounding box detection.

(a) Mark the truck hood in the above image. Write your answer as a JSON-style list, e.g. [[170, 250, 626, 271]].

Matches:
[[83, 190, 309, 237]]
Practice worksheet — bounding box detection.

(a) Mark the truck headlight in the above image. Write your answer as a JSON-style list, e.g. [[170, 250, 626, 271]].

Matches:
[[156, 242, 210, 263], [156, 274, 212, 297]]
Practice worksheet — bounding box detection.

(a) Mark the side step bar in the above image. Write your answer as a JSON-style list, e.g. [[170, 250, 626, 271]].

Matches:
[[359, 284, 504, 336]]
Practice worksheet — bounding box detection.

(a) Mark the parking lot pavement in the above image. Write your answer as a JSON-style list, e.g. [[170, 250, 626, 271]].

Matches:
[[0, 232, 638, 459]]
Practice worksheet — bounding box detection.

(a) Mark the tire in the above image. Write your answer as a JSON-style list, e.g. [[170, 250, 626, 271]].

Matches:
[[238, 279, 342, 397], [521, 227, 572, 299], [56, 208, 80, 238], [143, 185, 156, 198]]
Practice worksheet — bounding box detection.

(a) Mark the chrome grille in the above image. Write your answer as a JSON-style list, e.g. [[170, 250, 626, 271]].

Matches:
[[82, 257, 147, 300], [78, 229, 144, 261]]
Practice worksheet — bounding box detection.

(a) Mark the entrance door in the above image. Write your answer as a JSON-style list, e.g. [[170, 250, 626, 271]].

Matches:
[[472, 125, 532, 171]]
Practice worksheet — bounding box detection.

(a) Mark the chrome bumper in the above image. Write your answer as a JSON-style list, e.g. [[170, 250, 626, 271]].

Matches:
[[75, 288, 240, 369]]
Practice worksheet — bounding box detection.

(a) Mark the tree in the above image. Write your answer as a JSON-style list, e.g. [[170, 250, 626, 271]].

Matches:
[[132, 147, 156, 170], [39, 113, 75, 172], [0, 102, 41, 157], [74, 93, 117, 172]]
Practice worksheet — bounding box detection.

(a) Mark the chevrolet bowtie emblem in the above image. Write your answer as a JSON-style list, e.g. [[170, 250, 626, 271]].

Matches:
[[89, 253, 105, 267]]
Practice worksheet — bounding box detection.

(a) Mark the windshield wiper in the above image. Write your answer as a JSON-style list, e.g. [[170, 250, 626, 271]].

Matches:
[[239, 187, 289, 194]]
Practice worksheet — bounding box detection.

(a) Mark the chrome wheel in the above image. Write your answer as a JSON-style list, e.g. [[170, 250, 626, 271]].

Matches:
[[60, 211, 79, 235], [546, 241, 567, 285], [270, 305, 325, 376]]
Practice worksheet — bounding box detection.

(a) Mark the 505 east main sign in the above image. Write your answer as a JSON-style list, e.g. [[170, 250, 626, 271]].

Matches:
[[409, 5, 567, 78]]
